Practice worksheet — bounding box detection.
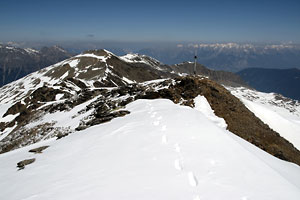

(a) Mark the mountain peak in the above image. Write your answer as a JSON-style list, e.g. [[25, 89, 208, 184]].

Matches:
[[83, 49, 115, 57], [120, 53, 161, 66], [40, 45, 67, 54]]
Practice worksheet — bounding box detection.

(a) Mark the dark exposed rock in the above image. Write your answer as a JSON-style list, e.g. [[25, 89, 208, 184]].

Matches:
[[46, 89, 103, 113], [75, 125, 88, 131], [85, 110, 130, 128], [56, 132, 69, 140], [93, 81, 105, 87], [66, 78, 87, 89], [3, 102, 26, 117], [47, 102, 71, 113], [166, 62, 249, 87], [45, 64, 75, 80], [1, 101, 35, 133], [29, 146, 49, 153], [17, 158, 35, 170], [29, 86, 63, 103], [119, 97, 134, 107], [0, 122, 6, 132], [0, 122, 55, 154]]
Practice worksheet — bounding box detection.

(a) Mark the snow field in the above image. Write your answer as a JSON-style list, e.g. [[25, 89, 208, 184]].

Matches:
[[229, 87, 300, 151]]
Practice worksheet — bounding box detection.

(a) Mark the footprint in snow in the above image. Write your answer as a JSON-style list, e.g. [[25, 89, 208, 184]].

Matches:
[[174, 159, 183, 171], [193, 195, 201, 200], [153, 121, 160, 126], [148, 108, 154, 114], [208, 170, 216, 175], [161, 135, 168, 144], [157, 116, 162, 120], [210, 159, 221, 167], [161, 125, 167, 131], [174, 143, 181, 153], [210, 160, 216, 166], [150, 112, 157, 118], [188, 172, 198, 187]]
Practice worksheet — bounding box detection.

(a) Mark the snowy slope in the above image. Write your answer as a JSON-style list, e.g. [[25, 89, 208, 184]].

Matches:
[[120, 53, 161, 66], [1, 99, 300, 200], [228, 87, 300, 151]]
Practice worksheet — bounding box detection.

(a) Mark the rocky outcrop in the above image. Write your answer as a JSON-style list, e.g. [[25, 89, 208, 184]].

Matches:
[[29, 146, 49, 154], [17, 158, 35, 170], [168, 62, 249, 87]]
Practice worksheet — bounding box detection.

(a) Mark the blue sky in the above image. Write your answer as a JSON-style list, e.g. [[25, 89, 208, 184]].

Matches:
[[1, 0, 300, 43]]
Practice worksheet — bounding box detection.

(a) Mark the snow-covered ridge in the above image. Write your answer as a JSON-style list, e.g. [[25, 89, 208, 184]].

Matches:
[[194, 95, 227, 129], [1, 99, 300, 199], [228, 87, 300, 116]]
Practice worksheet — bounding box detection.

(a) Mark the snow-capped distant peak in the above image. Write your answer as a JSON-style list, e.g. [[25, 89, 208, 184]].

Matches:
[[120, 53, 161, 66], [102, 49, 115, 55], [5, 46, 15, 50], [75, 53, 109, 62], [52, 45, 67, 53], [120, 53, 140, 62], [77, 49, 116, 60], [24, 48, 39, 54], [175, 61, 194, 66]]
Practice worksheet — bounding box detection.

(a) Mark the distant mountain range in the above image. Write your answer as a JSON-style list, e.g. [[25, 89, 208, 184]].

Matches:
[[0, 45, 247, 88], [1, 43, 299, 101], [137, 43, 300, 72], [237, 68, 300, 100], [4, 41, 300, 72], [0, 45, 71, 86]]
